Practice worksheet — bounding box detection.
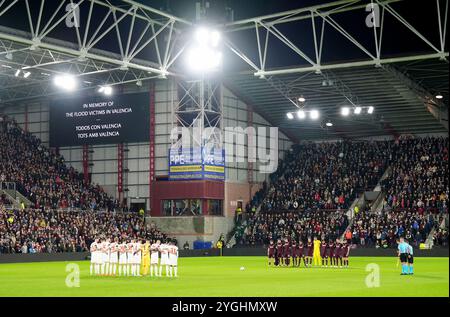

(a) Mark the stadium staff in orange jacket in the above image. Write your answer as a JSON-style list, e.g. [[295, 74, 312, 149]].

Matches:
[[345, 230, 352, 244]]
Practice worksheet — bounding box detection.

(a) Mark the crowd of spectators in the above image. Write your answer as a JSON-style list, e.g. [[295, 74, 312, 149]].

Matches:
[[238, 136, 448, 248], [381, 136, 448, 214], [348, 209, 446, 248], [255, 141, 389, 212], [1, 115, 118, 211], [0, 207, 170, 254], [234, 210, 349, 246]]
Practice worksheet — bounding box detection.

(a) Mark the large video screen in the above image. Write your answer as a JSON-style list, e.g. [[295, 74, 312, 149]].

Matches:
[[49, 92, 150, 147]]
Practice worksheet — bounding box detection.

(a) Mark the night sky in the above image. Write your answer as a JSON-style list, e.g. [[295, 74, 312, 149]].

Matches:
[[0, 0, 446, 70]]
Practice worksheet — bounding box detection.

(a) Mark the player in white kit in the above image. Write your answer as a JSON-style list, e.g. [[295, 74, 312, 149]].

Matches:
[[126, 239, 134, 276], [159, 241, 170, 277], [109, 237, 119, 276], [98, 238, 105, 275], [150, 240, 160, 277], [89, 238, 99, 276], [133, 240, 142, 277], [118, 240, 128, 276], [102, 238, 111, 276], [168, 241, 179, 278]]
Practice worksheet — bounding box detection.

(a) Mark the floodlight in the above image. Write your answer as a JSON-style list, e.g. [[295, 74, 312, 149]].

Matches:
[[368, 106, 374, 114], [187, 27, 222, 73], [187, 47, 222, 72], [210, 31, 221, 47], [54, 74, 77, 91], [23, 71, 31, 78], [195, 28, 210, 45], [354, 106, 362, 114], [310, 110, 319, 120], [326, 121, 333, 127], [286, 112, 294, 120], [436, 94, 443, 99], [98, 86, 112, 95], [298, 96, 306, 103], [297, 110, 306, 119], [15, 69, 20, 77], [341, 107, 350, 116], [104, 86, 112, 95]]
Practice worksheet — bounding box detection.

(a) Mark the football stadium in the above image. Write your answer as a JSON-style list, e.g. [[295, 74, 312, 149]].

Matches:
[[0, 0, 449, 302]]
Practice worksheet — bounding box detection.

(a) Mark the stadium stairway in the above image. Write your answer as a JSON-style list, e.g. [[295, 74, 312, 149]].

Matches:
[[226, 201, 263, 247], [373, 167, 392, 192], [340, 166, 392, 241], [425, 214, 449, 248], [1, 188, 32, 209], [226, 220, 240, 247], [369, 167, 392, 215], [226, 230, 237, 248], [371, 193, 386, 214], [340, 195, 364, 241]]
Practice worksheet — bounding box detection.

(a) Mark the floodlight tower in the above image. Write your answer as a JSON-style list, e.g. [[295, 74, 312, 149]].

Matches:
[[171, 25, 223, 155]]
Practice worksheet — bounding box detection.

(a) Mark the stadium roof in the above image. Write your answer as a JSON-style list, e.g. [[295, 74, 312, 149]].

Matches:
[[0, 0, 448, 140]]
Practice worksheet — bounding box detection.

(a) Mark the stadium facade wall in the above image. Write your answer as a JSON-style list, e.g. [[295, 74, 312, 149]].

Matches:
[[146, 216, 235, 247], [0, 247, 447, 264], [150, 179, 226, 218], [224, 181, 263, 217]]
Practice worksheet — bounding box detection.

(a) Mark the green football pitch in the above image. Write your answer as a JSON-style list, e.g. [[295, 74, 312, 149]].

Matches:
[[0, 256, 448, 297]]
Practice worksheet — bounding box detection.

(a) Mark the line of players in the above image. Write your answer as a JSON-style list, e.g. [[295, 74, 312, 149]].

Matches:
[[89, 237, 179, 278], [268, 237, 350, 268]]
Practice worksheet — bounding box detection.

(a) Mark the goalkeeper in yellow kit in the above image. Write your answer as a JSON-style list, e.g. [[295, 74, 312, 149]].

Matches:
[[141, 240, 151, 276], [313, 236, 322, 266]]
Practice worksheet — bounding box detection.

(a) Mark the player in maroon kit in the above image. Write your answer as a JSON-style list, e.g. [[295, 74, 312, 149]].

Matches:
[[283, 239, 291, 267], [328, 240, 335, 267], [305, 238, 313, 267], [291, 240, 298, 267], [275, 239, 283, 266], [341, 240, 350, 268], [297, 240, 305, 267], [320, 240, 328, 267], [334, 239, 343, 268], [267, 240, 275, 266]]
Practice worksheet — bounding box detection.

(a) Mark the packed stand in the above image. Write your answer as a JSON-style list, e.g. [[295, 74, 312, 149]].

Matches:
[[381, 136, 448, 214], [348, 209, 443, 248], [239, 136, 449, 249], [256, 141, 389, 212], [234, 209, 349, 247], [0, 115, 118, 211], [0, 207, 170, 254]]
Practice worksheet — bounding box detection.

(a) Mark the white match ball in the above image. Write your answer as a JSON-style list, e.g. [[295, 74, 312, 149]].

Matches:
[[240, 266, 245, 271]]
